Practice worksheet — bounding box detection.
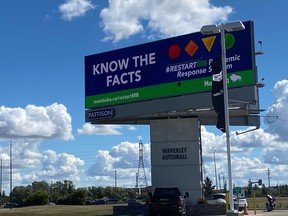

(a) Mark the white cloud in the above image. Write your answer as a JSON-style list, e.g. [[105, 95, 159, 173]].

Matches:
[[0, 103, 74, 140], [86, 141, 150, 187], [8, 80, 288, 188], [127, 125, 137, 131], [203, 136, 287, 184], [20, 150, 85, 184], [100, 0, 232, 42], [265, 79, 288, 141], [0, 140, 42, 173], [0, 140, 85, 187], [87, 149, 120, 176], [111, 141, 140, 168], [13, 141, 43, 168], [39, 150, 85, 178], [82, 97, 288, 187], [77, 123, 123, 135], [263, 147, 288, 165], [59, 0, 95, 20], [81, 123, 283, 187]]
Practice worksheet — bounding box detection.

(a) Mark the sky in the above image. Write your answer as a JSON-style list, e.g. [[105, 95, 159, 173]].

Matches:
[[1, 0, 288, 194]]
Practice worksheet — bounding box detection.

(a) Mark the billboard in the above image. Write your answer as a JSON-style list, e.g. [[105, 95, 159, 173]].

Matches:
[[85, 21, 255, 110]]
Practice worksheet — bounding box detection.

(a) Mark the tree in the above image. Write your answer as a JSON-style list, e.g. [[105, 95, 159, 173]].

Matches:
[[203, 176, 215, 197], [88, 186, 105, 199], [57, 188, 87, 205], [104, 186, 113, 198], [26, 190, 49, 206], [67, 188, 88, 205], [223, 179, 227, 192], [261, 184, 268, 195], [57, 180, 75, 197], [64, 180, 75, 194], [51, 180, 75, 200], [87, 186, 137, 201], [32, 181, 49, 193], [11, 186, 32, 203]]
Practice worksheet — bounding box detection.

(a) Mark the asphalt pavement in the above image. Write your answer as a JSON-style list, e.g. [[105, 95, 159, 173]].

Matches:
[[211, 209, 288, 216], [245, 209, 288, 216]]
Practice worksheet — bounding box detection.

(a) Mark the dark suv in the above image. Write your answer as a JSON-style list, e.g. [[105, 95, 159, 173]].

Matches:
[[149, 187, 189, 216]]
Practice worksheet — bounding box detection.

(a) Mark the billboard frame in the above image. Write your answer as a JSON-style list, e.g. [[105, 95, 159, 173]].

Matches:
[[85, 21, 262, 127]]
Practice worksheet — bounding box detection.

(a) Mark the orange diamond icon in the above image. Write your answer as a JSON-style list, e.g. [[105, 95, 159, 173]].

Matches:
[[185, 40, 198, 57]]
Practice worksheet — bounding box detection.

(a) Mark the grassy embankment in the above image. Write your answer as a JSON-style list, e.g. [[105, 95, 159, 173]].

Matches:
[[1, 197, 288, 216], [0, 204, 126, 216], [246, 197, 288, 209]]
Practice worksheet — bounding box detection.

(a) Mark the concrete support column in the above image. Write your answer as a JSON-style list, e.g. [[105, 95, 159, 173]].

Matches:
[[150, 118, 202, 204]]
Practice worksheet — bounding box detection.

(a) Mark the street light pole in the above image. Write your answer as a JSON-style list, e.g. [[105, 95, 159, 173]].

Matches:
[[219, 24, 234, 211], [201, 20, 245, 213]]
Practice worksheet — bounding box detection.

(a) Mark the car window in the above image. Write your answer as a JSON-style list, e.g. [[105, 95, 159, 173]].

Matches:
[[153, 188, 181, 197], [215, 194, 225, 199], [207, 195, 214, 200]]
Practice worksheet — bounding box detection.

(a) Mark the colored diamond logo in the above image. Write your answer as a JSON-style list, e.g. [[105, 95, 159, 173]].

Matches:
[[185, 40, 198, 57], [202, 36, 216, 52]]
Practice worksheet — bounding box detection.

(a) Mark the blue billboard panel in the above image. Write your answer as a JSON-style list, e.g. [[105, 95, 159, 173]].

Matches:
[[85, 21, 255, 109]]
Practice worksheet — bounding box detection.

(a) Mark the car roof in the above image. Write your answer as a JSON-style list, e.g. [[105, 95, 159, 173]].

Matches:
[[208, 193, 226, 196]]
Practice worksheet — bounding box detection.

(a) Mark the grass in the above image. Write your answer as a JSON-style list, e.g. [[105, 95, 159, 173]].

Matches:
[[0, 204, 126, 216], [246, 197, 288, 209], [1, 197, 288, 215]]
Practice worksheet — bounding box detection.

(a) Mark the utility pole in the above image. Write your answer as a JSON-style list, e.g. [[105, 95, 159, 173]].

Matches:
[[218, 174, 222, 191], [115, 170, 117, 188], [135, 139, 148, 193], [10, 140, 12, 209], [0, 158, 2, 205], [213, 150, 218, 191], [267, 168, 271, 188]]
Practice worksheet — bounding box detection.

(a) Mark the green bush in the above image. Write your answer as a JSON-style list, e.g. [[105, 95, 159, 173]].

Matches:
[[197, 198, 207, 204]]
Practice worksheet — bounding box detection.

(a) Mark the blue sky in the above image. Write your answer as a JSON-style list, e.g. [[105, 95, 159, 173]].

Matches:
[[1, 0, 288, 193]]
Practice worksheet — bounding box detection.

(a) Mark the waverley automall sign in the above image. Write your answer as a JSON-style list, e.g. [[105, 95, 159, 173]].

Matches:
[[85, 21, 255, 109], [162, 147, 188, 160]]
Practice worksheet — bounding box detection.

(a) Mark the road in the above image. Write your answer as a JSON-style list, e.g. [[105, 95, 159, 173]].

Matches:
[[213, 209, 288, 216], [246, 209, 288, 216]]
